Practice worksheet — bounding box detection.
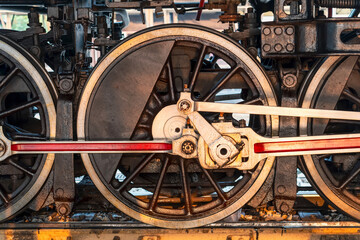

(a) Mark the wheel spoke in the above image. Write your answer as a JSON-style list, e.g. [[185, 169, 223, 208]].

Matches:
[[199, 164, 227, 201], [189, 45, 207, 91], [11, 133, 46, 141], [180, 158, 192, 214], [203, 66, 240, 102], [152, 92, 162, 107], [117, 153, 155, 192], [9, 159, 34, 176], [167, 60, 176, 102], [342, 88, 360, 106], [329, 119, 360, 126], [3, 122, 30, 133], [242, 97, 263, 105], [338, 159, 360, 189], [149, 156, 171, 210], [0, 67, 18, 90], [0, 188, 8, 204], [0, 98, 41, 119], [3, 122, 46, 140]]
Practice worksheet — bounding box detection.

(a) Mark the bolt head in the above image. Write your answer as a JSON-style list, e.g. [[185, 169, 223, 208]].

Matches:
[[285, 26, 294, 35], [283, 74, 297, 88], [280, 202, 290, 213], [286, 43, 295, 52], [277, 185, 286, 194], [263, 27, 271, 36], [274, 43, 283, 52], [274, 27, 283, 35], [181, 140, 195, 155], [178, 100, 191, 113], [263, 44, 271, 52], [58, 204, 69, 216], [59, 79, 73, 92]]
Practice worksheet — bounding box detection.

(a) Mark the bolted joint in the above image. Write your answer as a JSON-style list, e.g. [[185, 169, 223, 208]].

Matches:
[[58, 203, 70, 216], [58, 73, 75, 94], [181, 140, 195, 155], [283, 74, 297, 88], [177, 92, 194, 115], [178, 100, 192, 114], [216, 144, 231, 159], [0, 140, 5, 157], [59, 79, 73, 92], [172, 135, 198, 159], [279, 202, 290, 213]]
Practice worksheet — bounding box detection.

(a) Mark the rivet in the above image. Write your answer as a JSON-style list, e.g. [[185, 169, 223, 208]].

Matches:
[[263, 44, 271, 52], [263, 27, 271, 36], [285, 26, 294, 35], [280, 202, 290, 212], [286, 43, 295, 52], [274, 27, 283, 35], [277, 185, 286, 194], [274, 43, 283, 52]]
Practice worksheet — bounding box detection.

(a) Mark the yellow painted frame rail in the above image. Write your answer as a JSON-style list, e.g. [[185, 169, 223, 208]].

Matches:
[[1, 222, 360, 240]]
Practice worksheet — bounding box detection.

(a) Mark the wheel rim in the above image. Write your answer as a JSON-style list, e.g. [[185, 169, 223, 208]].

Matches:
[[0, 35, 56, 220], [78, 24, 277, 228], [300, 56, 360, 220]]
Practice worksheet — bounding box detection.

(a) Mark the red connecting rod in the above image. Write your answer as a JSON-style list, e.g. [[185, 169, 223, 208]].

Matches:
[[11, 142, 173, 153], [254, 137, 360, 154], [8, 136, 360, 155]]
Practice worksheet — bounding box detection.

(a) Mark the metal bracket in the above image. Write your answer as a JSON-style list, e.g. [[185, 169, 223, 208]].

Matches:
[[274, 79, 298, 214], [262, 18, 360, 57], [177, 92, 240, 167], [53, 95, 75, 216], [274, 0, 313, 21]]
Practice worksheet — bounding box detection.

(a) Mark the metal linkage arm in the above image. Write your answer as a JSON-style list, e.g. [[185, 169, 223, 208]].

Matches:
[[1, 128, 360, 171], [11, 141, 173, 154], [194, 101, 360, 121]]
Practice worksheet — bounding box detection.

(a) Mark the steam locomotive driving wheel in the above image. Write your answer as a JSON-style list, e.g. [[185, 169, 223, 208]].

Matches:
[[77, 24, 278, 228], [0, 35, 56, 221], [300, 56, 360, 220]]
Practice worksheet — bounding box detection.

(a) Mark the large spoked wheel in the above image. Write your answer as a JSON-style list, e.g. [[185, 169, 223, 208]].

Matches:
[[0, 35, 56, 220], [77, 24, 277, 228], [300, 56, 360, 220]]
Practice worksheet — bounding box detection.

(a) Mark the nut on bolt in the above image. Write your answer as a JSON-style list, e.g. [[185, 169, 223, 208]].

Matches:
[[285, 26, 294, 35], [286, 43, 295, 52], [263, 27, 271, 36], [59, 79, 73, 92], [263, 44, 271, 52], [178, 99, 192, 114], [274, 43, 283, 52], [277, 185, 286, 194], [280, 202, 290, 213], [58, 204, 70, 216], [283, 74, 297, 88], [181, 140, 195, 155], [274, 27, 283, 35]]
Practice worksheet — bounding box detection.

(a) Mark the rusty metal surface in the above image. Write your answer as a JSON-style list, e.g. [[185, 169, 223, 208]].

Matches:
[[0, 220, 360, 229]]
